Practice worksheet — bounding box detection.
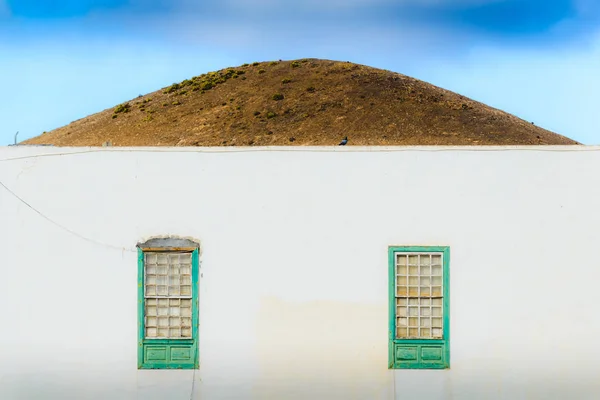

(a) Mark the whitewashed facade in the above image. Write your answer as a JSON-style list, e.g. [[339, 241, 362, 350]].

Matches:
[[1, 145, 600, 400]]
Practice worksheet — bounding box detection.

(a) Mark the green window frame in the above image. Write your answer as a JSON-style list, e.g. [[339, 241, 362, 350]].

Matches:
[[388, 246, 450, 369], [137, 239, 200, 369]]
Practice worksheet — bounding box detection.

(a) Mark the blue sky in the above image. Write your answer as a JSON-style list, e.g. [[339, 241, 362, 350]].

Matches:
[[1, 0, 599, 145]]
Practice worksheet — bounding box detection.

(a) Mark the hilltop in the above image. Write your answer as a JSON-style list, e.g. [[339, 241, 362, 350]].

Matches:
[[23, 59, 579, 146]]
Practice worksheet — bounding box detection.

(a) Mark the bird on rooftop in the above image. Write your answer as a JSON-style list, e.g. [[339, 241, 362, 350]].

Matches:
[[339, 137, 348, 146]]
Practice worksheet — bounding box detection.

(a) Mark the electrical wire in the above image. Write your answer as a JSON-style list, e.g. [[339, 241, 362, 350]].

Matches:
[[0, 179, 136, 253], [189, 368, 196, 400], [1, 145, 600, 163]]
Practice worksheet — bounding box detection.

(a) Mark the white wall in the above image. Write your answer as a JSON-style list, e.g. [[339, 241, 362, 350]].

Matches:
[[1, 146, 600, 400]]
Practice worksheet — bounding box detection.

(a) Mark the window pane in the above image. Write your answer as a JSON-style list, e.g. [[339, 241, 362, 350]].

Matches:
[[181, 285, 192, 296], [157, 285, 168, 296], [158, 303, 168, 316], [397, 264, 407, 275], [181, 306, 192, 318], [146, 285, 157, 296], [156, 275, 167, 285], [181, 275, 192, 285], [157, 265, 168, 275], [181, 265, 192, 276]]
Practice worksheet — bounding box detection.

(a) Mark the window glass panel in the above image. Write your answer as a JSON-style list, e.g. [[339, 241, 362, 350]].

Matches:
[[157, 265, 168, 275], [396, 327, 408, 338], [157, 285, 168, 296]]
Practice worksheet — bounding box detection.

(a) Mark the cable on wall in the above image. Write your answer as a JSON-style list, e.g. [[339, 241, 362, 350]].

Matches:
[[0, 179, 136, 253], [1, 145, 600, 163]]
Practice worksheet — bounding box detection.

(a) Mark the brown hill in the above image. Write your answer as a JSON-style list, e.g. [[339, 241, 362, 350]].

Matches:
[[23, 59, 579, 146]]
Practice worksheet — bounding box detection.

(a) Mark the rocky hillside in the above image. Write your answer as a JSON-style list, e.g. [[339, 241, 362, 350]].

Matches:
[[23, 59, 579, 146]]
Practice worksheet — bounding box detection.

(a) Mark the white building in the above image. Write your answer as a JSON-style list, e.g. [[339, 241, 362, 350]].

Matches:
[[1, 145, 599, 400]]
